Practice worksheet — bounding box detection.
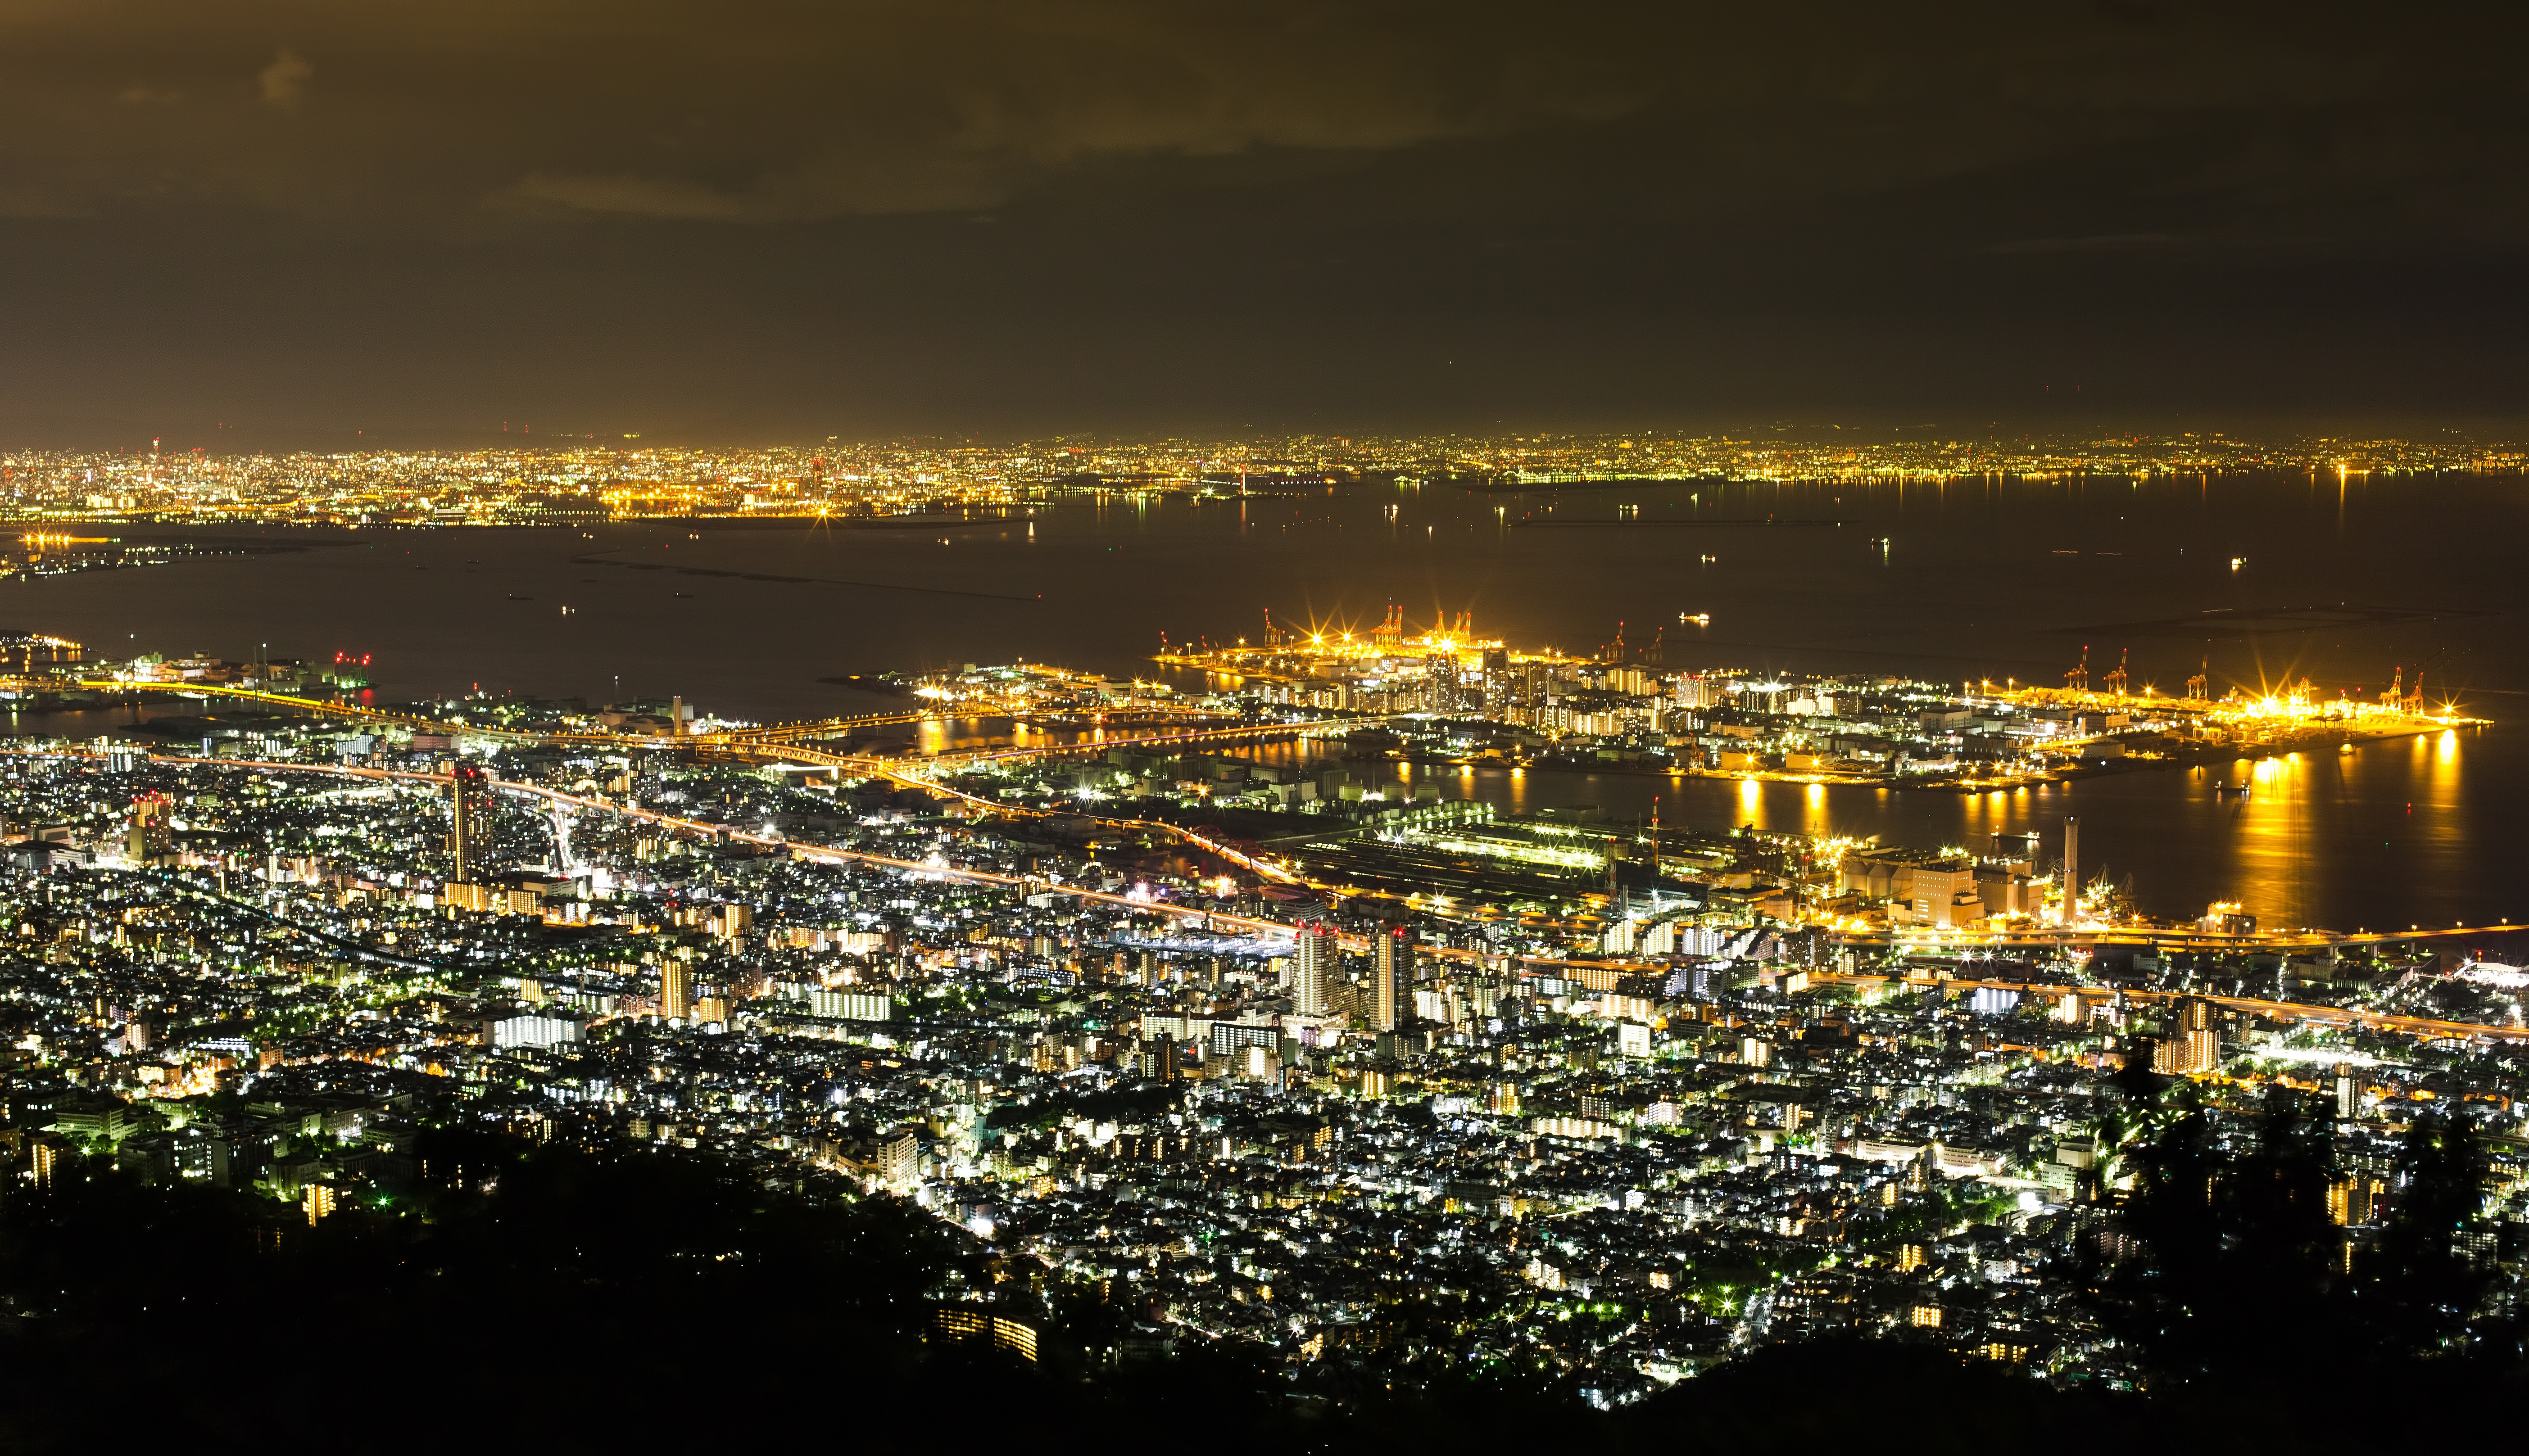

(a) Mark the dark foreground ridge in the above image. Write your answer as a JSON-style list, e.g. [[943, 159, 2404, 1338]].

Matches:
[[2, 1125, 2526, 1456]]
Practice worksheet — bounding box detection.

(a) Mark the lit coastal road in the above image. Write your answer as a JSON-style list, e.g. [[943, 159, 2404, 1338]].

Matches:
[[1804, 971, 2529, 1044], [941, 716, 1396, 765], [49, 678, 926, 750], [720, 703, 1228, 745], [1828, 923, 2526, 954], [725, 741, 1323, 889], [47, 677, 1022, 750]]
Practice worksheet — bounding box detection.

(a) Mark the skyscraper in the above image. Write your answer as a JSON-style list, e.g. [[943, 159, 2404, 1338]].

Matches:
[[661, 959, 693, 1022], [1372, 925, 1408, 1032], [449, 764, 492, 883], [1292, 922, 1338, 1017]]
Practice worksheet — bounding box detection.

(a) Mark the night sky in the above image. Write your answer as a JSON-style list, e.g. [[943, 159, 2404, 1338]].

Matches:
[[5, 2, 2525, 447]]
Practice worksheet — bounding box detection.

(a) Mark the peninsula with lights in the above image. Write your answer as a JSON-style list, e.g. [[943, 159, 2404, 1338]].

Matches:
[[1153, 610, 2480, 793]]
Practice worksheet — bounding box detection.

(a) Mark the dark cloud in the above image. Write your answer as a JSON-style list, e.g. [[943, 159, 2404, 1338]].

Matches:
[[0, 2, 1647, 222], [255, 48, 310, 111], [0, 2, 2524, 441], [1983, 235, 2189, 254]]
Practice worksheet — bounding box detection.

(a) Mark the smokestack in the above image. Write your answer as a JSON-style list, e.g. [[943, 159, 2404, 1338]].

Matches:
[[2063, 816, 2080, 923]]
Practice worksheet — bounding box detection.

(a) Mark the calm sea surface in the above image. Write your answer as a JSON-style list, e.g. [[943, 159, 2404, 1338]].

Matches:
[[6, 471, 2525, 934]]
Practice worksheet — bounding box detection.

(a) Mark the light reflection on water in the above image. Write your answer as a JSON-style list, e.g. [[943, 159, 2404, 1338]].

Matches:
[[1237, 725, 2505, 932]]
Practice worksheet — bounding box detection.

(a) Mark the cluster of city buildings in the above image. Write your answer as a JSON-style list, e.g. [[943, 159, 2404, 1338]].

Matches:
[[1428, 430, 2527, 486], [0, 673, 2521, 1397], [0, 430, 2518, 526]]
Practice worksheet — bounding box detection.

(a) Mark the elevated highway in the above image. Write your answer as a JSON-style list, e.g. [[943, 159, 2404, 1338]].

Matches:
[[1825, 922, 2523, 954], [1803, 970, 2529, 1045]]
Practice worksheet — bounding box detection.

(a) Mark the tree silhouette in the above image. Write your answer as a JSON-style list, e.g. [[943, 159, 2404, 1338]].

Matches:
[[2360, 1103, 2494, 1357], [2086, 1075, 2356, 1388], [2089, 1077, 2510, 1393]]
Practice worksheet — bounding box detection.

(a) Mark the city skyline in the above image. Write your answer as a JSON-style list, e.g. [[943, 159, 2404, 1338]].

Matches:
[[4, 5, 2527, 1442], [0, 426, 2523, 528]]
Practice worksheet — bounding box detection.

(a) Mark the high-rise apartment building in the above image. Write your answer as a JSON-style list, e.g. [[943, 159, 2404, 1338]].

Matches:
[[661, 960, 693, 1022], [1372, 926, 1408, 1032], [1292, 922, 1338, 1017], [2152, 996, 2221, 1075], [449, 764, 493, 883]]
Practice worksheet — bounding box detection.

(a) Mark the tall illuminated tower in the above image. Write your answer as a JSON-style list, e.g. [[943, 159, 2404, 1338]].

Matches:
[[449, 764, 491, 883], [1372, 925, 1408, 1032], [661, 960, 694, 1022], [1292, 922, 1337, 1017]]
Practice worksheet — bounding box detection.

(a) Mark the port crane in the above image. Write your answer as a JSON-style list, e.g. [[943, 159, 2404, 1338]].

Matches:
[[2185, 655, 2209, 700], [2101, 648, 2129, 698], [2063, 646, 2089, 696]]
